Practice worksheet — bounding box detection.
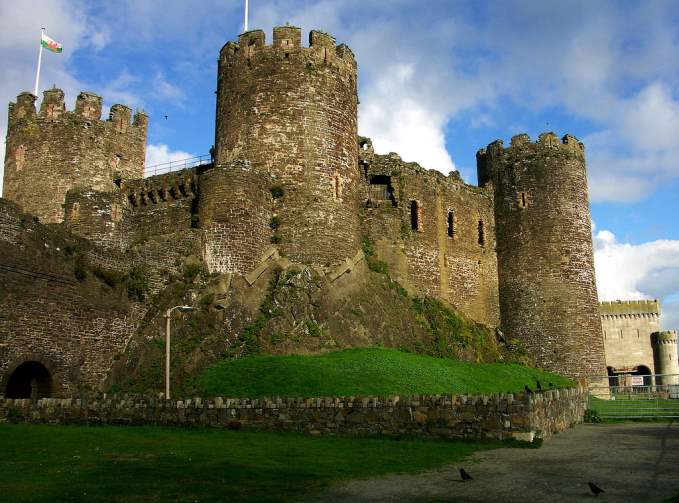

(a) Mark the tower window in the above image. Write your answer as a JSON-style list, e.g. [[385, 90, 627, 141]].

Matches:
[[410, 200, 421, 231], [519, 191, 528, 208], [478, 220, 485, 246], [447, 211, 454, 237]]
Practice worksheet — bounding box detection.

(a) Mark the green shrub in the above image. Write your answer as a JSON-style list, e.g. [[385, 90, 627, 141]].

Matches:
[[183, 263, 203, 281], [269, 216, 281, 230], [7, 407, 23, 424], [126, 265, 149, 301], [199, 293, 215, 311], [270, 185, 284, 199], [305, 319, 323, 338], [584, 409, 602, 423], [270, 234, 282, 244]]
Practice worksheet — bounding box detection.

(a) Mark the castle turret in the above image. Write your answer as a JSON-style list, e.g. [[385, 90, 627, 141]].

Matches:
[[477, 132, 606, 378], [3, 89, 147, 223], [213, 27, 360, 269], [652, 330, 679, 385]]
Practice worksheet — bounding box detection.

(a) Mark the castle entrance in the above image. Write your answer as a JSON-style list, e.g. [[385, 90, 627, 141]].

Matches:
[[4, 361, 53, 399]]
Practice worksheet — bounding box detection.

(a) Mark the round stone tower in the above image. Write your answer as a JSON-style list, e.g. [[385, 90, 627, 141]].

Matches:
[[3, 88, 147, 223], [652, 330, 679, 385], [476, 132, 607, 379], [214, 27, 360, 268]]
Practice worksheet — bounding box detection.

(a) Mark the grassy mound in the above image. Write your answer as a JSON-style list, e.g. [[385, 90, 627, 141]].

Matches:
[[197, 347, 571, 397]]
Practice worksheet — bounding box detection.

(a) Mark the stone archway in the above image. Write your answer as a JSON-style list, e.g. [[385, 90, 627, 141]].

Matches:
[[4, 361, 54, 399]]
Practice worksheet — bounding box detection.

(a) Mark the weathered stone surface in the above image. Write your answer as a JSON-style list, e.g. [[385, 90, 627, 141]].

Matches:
[[0, 386, 588, 441]]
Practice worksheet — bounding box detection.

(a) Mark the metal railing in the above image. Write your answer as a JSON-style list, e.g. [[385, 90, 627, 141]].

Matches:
[[587, 373, 679, 419], [144, 154, 211, 178]]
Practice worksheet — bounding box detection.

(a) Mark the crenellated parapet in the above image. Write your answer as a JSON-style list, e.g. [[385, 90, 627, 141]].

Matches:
[[3, 88, 148, 224], [600, 299, 660, 319], [122, 169, 197, 209]]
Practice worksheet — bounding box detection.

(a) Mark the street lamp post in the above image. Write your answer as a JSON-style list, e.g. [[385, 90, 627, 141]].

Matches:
[[165, 305, 194, 400]]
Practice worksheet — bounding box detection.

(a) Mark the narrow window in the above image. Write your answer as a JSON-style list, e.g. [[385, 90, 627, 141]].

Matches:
[[477, 220, 485, 246], [519, 192, 528, 208], [410, 200, 419, 231], [447, 211, 454, 237], [334, 175, 341, 199]]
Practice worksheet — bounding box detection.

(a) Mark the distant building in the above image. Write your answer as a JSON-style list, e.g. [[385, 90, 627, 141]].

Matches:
[[600, 300, 679, 385]]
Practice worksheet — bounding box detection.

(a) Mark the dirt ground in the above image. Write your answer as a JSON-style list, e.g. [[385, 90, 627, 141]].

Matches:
[[306, 423, 679, 502]]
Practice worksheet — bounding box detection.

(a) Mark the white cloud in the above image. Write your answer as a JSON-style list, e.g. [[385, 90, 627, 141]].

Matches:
[[145, 143, 194, 169], [359, 64, 456, 173], [594, 228, 679, 330]]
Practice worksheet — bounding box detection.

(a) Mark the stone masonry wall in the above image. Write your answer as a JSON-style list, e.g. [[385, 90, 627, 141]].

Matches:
[[0, 199, 141, 396], [3, 89, 147, 224], [198, 161, 272, 274], [359, 138, 500, 328], [215, 27, 360, 268], [478, 133, 606, 378], [0, 386, 587, 442]]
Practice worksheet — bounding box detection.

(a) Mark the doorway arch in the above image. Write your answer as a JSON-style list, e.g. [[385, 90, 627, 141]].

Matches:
[[4, 361, 54, 399]]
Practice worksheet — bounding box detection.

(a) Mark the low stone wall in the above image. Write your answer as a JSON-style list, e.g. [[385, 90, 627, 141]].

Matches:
[[0, 386, 587, 442]]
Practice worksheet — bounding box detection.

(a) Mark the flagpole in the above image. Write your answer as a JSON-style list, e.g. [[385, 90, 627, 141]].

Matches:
[[244, 0, 249, 32], [34, 28, 45, 96]]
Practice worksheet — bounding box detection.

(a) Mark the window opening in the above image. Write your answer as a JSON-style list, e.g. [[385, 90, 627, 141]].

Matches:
[[447, 211, 454, 237], [478, 220, 485, 246], [410, 201, 419, 231]]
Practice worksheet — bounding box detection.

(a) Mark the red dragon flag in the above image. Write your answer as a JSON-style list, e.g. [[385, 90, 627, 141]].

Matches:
[[40, 32, 63, 53]]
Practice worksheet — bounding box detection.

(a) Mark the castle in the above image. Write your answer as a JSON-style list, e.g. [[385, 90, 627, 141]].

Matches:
[[1, 27, 611, 397]]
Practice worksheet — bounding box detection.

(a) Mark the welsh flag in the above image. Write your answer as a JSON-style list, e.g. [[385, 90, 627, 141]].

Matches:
[[41, 32, 62, 53]]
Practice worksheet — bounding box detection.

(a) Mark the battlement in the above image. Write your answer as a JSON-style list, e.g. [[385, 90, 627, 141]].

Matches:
[[219, 26, 356, 68], [478, 132, 584, 158], [122, 169, 197, 208], [652, 330, 678, 344], [600, 299, 661, 316], [8, 88, 147, 132]]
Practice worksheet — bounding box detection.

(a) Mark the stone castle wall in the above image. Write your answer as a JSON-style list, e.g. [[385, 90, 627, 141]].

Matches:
[[198, 161, 273, 274], [478, 133, 606, 378], [600, 300, 661, 374], [3, 89, 147, 224], [215, 27, 360, 268], [359, 138, 500, 327], [0, 199, 141, 396], [0, 386, 588, 442]]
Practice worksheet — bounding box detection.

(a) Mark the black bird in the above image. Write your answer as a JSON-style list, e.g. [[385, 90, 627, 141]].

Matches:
[[588, 482, 605, 496], [459, 468, 473, 481], [536, 380, 542, 391], [548, 382, 554, 388], [524, 385, 532, 394], [164, 115, 168, 120]]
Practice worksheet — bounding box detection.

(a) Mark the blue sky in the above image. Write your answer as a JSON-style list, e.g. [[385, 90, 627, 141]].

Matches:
[[2, 0, 679, 328]]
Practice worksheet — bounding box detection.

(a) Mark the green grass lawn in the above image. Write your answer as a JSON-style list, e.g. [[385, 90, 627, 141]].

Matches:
[[589, 396, 679, 421], [0, 424, 503, 502], [196, 347, 572, 397]]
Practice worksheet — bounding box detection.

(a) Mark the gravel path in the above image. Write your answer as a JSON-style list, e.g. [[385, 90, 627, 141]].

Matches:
[[305, 423, 679, 502]]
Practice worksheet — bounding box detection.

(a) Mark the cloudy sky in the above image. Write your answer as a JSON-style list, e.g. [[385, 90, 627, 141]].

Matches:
[[2, 0, 679, 328]]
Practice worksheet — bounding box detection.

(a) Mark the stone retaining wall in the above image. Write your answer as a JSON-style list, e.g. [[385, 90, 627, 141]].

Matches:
[[0, 386, 587, 442]]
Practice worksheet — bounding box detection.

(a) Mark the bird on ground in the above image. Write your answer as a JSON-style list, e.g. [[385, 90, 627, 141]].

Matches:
[[536, 380, 542, 391], [524, 385, 532, 394], [588, 482, 605, 496], [459, 468, 473, 481], [548, 382, 554, 388]]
